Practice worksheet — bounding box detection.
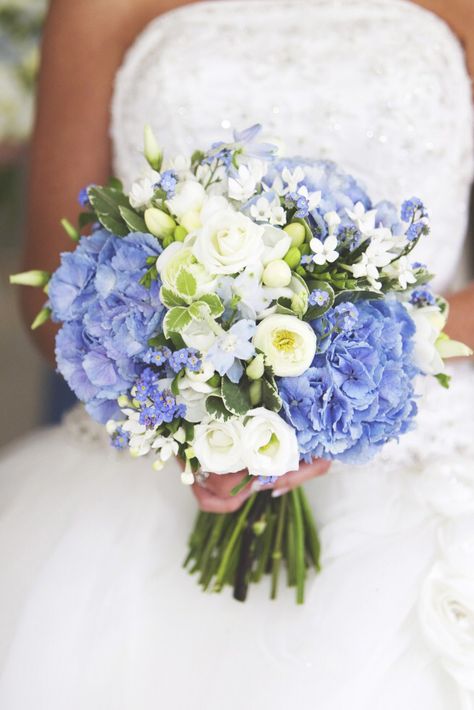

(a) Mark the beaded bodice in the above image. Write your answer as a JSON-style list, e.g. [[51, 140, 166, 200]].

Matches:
[[111, 0, 473, 290]]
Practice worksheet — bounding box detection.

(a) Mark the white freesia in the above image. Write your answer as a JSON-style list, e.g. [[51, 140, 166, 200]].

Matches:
[[409, 305, 446, 374], [128, 170, 160, 210], [192, 209, 264, 275], [261, 225, 291, 265], [419, 517, 474, 691], [228, 160, 267, 202], [167, 179, 207, 219], [253, 314, 317, 376], [243, 408, 300, 477], [182, 319, 218, 353], [193, 417, 246, 474], [176, 363, 218, 423]]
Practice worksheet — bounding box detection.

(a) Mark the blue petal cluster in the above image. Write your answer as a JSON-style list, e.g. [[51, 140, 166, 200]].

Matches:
[[133, 368, 185, 427], [49, 230, 164, 423], [278, 299, 418, 464]]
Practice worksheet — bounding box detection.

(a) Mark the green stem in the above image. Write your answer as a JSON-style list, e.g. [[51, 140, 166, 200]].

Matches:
[[271, 495, 287, 600], [291, 489, 305, 605], [231, 474, 253, 497], [213, 494, 256, 592], [299, 487, 321, 570]]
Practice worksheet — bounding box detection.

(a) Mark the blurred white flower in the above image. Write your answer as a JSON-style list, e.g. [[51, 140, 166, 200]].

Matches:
[[244, 408, 299, 477]]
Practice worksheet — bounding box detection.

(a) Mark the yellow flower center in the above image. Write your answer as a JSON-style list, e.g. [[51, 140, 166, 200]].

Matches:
[[272, 329, 297, 353]]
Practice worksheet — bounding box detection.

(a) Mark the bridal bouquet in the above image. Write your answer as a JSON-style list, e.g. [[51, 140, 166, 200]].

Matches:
[[12, 124, 471, 603]]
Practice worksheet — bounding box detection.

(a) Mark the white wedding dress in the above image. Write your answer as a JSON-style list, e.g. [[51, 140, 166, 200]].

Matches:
[[1, 1, 474, 708]]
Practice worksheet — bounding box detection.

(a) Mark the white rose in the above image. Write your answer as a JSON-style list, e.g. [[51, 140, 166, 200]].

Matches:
[[193, 417, 246, 474], [192, 209, 265, 275], [243, 408, 299, 477], [181, 319, 217, 352], [419, 534, 474, 691], [253, 314, 317, 376]]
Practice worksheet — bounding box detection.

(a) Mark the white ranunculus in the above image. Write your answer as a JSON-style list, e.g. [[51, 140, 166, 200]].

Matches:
[[193, 417, 246, 474], [419, 554, 474, 690], [261, 225, 291, 265], [253, 314, 317, 377], [156, 243, 217, 299], [192, 209, 265, 275], [243, 408, 300, 477]]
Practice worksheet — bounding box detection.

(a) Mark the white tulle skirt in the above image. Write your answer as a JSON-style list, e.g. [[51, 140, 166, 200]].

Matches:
[[0, 363, 473, 710]]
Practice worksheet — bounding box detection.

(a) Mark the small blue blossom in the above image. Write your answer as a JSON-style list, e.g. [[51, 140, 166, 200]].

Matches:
[[333, 303, 359, 331], [157, 170, 178, 197], [137, 386, 185, 428], [258, 475, 278, 485], [410, 288, 436, 307], [77, 185, 93, 207], [412, 261, 427, 270], [309, 289, 330, 308], [401, 197, 428, 223], [406, 221, 428, 242], [142, 347, 171, 367], [206, 320, 256, 383], [110, 426, 130, 450], [168, 348, 202, 374], [336, 225, 362, 252], [301, 255, 312, 266]]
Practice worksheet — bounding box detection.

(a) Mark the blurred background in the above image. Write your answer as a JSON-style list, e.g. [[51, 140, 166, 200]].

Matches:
[[0, 0, 74, 448]]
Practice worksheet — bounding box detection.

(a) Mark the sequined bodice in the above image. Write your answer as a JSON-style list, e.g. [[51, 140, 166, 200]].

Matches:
[[111, 0, 473, 289]]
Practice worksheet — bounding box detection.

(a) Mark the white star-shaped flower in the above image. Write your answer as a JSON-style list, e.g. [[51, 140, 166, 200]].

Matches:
[[310, 235, 339, 265], [384, 256, 417, 289], [281, 166, 305, 194]]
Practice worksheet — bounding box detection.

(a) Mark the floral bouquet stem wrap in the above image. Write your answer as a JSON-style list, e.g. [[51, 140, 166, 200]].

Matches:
[[12, 124, 471, 603]]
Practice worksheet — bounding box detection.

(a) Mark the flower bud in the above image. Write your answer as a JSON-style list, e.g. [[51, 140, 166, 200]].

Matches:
[[144, 124, 163, 171], [144, 208, 176, 238], [284, 246, 301, 270], [246, 354, 265, 380], [60, 218, 80, 242], [31, 307, 51, 330], [153, 459, 165, 471], [117, 394, 132, 408], [10, 270, 50, 287], [173, 427, 186, 444], [207, 373, 221, 388], [262, 259, 292, 288], [249, 380, 263, 406], [283, 222, 306, 248], [174, 225, 188, 242]]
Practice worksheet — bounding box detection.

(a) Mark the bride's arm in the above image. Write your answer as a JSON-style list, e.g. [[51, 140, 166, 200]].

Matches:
[[21, 0, 192, 364]]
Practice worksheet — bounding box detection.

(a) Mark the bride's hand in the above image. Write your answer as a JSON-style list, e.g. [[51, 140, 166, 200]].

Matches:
[[192, 459, 331, 513]]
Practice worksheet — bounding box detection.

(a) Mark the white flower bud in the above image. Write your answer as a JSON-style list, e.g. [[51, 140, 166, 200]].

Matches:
[[144, 208, 176, 238], [10, 270, 50, 287], [262, 259, 292, 288], [246, 354, 265, 380], [144, 124, 163, 171]]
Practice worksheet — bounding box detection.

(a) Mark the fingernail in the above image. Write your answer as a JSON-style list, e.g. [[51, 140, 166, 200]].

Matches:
[[272, 487, 289, 498]]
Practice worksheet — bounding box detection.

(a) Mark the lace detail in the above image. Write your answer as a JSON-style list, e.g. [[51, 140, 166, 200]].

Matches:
[[111, 0, 474, 292]]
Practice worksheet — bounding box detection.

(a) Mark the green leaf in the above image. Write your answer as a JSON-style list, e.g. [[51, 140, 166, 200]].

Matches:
[[119, 206, 147, 233], [198, 293, 224, 317], [221, 377, 251, 416], [333, 289, 383, 306], [78, 211, 97, 229], [88, 186, 130, 236], [188, 301, 212, 320], [148, 333, 169, 349], [163, 307, 192, 338], [261, 378, 282, 412], [160, 286, 186, 308], [171, 372, 184, 396], [205, 395, 234, 421], [435, 373, 452, 389], [107, 176, 123, 191], [275, 297, 297, 316], [175, 268, 197, 299]]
